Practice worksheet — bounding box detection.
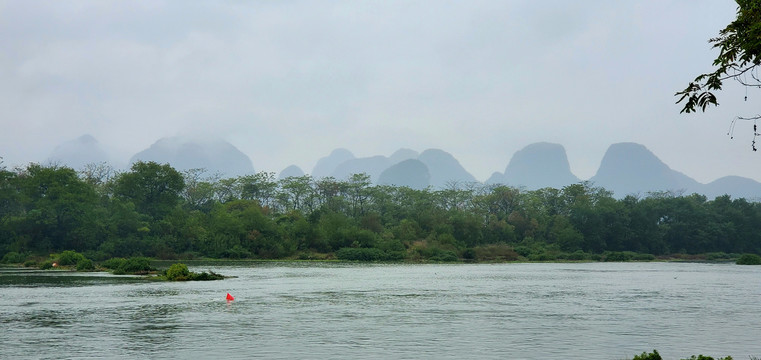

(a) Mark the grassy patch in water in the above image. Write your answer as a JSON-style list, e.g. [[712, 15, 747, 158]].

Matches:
[[629, 349, 737, 360], [736, 253, 761, 265], [162, 263, 226, 281]]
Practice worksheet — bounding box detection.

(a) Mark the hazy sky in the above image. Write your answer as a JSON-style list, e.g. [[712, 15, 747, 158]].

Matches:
[[1, 1, 757, 183]]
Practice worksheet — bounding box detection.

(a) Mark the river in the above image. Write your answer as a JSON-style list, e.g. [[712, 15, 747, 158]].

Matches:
[[1, 262, 759, 359]]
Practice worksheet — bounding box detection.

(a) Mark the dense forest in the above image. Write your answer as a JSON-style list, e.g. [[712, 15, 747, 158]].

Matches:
[[1, 160, 760, 263]]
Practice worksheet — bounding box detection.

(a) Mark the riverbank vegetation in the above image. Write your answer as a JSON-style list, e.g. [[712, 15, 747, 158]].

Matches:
[[0, 248, 226, 281], [736, 253, 761, 265], [1, 162, 760, 263], [632, 350, 732, 360], [630, 349, 758, 360]]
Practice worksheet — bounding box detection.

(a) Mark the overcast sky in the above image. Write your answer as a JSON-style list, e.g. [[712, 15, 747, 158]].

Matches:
[[2, 0, 758, 183]]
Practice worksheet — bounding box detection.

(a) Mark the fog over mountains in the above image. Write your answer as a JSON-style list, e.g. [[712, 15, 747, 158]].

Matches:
[[278, 165, 305, 180], [44, 135, 761, 200], [48, 135, 110, 170], [129, 137, 255, 177], [47, 135, 255, 177], [378, 159, 430, 190], [589, 143, 702, 197], [486, 142, 580, 190]]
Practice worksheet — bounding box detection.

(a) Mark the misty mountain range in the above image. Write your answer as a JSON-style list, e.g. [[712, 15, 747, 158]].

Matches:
[[46, 135, 761, 200]]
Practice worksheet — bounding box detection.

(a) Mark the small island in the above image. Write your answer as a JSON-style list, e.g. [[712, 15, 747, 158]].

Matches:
[[630, 349, 737, 360], [3, 250, 228, 281], [163, 262, 225, 281]]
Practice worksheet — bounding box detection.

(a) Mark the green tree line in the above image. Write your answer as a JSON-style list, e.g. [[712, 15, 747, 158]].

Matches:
[[1, 161, 760, 262]]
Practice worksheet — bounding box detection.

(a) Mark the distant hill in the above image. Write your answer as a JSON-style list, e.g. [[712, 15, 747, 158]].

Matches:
[[590, 142, 701, 197], [311, 148, 354, 179], [378, 159, 430, 190], [130, 137, 254, 177], [388, 148, 419, 165], [310, 148, 476, 189], [417, 149, 477, 188], [279, 165, 305, 179], [488, 142, 580, 190], [48, 134, 110, 170], [703, 176, 761, 201], [331, 155, 391, 183], [479, 141, 761, 200], [324, 149, 421, 183], [485, 172, 507, 185], [46, 137, 759, 200]]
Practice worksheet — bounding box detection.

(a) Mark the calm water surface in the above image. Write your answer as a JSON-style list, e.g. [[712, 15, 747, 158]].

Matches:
[[1, 262, 759, 359]]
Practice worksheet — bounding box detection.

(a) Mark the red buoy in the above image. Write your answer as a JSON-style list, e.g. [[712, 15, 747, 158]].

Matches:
[[226, 293, 235, 301]]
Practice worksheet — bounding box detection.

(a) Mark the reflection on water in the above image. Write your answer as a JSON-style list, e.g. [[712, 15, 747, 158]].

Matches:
[[22, 308, 78, 328], [1, 263, 760, 359], [0, 268, 143, 287], [124, 304, 180, 349], [126, 288, 181, 297]]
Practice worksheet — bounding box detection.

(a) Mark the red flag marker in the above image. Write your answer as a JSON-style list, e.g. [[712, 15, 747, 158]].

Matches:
[[226, 293, 235, 301]]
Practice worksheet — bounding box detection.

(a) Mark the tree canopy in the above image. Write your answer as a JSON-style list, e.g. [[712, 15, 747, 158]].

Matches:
[[1, 161, 759, 262], [676, 0, 761, 115]]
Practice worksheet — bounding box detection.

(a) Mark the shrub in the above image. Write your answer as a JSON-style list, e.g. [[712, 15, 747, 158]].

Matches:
[[632, 350, 733, 360], [39, 260, 54, 270], [336, 247, 385, 261], [633, 350, 662, 360], [473, 244, 519, 262], [76, 258, 95, 271], [632, 253, 656, 261], [736, 253, 761, 265], [221, 245, 252, 259], [335, 247, 404, 261], [165, 263, 224, 281], [1, 252, 25, 264], [23, 260, 37, 268], [57, 250, 86, 266], [563, 250, 588, 261], [429, 250, 458, 262], [384, 251, 405, 261], [412, 246, 460, 262], [513, 246, 531, 258], [165, 263, 191, 281], [705, 252, 730, 261], [528, 252, 557, 261], [603, 251, 632, 262], [83, 250, 110, 262], [114, 257, 153, 274], [189, 271, 225, 281], [101, 258, 126, 270], [377, 238, 405, 253]]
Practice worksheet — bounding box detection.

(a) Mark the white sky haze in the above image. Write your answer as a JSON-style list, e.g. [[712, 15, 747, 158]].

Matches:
[[1, 1, 756, 184]]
